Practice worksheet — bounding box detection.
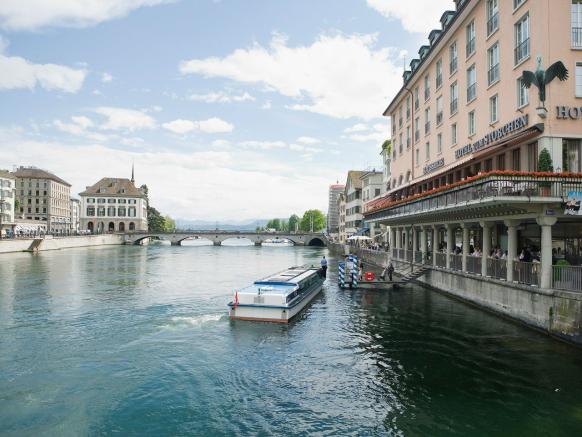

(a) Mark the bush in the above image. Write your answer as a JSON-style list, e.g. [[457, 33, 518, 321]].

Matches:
[[538, 148, 554, 172]]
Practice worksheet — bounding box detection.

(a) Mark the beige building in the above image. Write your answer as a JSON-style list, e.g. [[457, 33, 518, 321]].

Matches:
[[327, 183, 345, 237], [70, 198, 80, 233], [0, 170, 16, 237], [365, 0, 582, 291], [79, 177, 148, 233], [337, 191, 347, 243], [344, 171, 364, 238], [14, 166, 72, 234]]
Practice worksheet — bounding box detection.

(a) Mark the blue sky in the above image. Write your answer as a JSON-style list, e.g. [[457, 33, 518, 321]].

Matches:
[[0, 0, 451, 221]]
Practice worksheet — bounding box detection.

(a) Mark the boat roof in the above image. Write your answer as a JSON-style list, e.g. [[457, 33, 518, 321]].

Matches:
[[239, 267, 319, 296]]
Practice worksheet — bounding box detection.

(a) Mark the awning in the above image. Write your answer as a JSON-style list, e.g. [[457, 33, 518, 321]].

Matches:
[[355, 227, 370, 236]]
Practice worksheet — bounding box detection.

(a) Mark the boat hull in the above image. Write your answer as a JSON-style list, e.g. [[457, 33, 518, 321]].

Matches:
[[229, 282, 323, 323]]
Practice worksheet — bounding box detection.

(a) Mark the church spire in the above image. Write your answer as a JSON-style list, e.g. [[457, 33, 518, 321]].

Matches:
[[131, 162, 135, 184]]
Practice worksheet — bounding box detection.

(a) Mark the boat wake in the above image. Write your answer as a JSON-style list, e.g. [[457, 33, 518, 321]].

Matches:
[[163, 313, 225, 329]]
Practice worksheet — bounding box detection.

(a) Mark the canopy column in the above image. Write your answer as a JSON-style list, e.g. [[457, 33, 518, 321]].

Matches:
[[480, 221, 492, 276], [462, 223, 470, 272], [537, 216, 557, 289]]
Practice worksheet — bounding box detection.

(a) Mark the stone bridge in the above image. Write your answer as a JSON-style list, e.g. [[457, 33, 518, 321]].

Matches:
[[124, 231, 328, 247]]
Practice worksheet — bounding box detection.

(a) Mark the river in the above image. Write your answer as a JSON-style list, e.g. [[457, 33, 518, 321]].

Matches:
[[1, 244, 582, 436]]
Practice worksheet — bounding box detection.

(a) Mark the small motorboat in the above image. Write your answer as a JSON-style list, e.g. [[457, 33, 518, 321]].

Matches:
[[228, 266, 324, 323]]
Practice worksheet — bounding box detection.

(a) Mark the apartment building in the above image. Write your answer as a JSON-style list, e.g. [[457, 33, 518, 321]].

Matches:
[[365, 0, 582, 290], [337, 191, 347, 243], [0, 170, 16, 237], [327, 183, 345, 237], [14, 166, 72, 234], [344, 171, 364, 238]]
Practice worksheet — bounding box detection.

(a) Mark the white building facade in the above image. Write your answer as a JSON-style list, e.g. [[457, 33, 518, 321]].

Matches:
[[0, 170, 16, 237], [344, 171, 364, 238], [70, 198, 80, 233], [327, 183, 345, 237]]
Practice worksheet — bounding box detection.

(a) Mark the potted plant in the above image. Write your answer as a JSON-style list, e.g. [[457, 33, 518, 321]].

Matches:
[[537, 148, 554, 196]]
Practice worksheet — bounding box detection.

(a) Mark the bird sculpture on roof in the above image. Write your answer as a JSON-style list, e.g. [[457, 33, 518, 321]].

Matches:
[[522, 57, 568, 108]]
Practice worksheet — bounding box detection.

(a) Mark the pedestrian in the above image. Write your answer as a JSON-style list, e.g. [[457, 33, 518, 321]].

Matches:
[[346, 256, 355, 288], [320, 255, 328, 278]]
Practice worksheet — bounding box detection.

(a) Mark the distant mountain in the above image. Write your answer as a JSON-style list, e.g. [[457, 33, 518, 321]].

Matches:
[[175, 219, 270, 231]]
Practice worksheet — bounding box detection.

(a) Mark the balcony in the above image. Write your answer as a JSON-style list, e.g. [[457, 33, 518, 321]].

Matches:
[[573, 27, 582, 48], [450, 98, 458, 114], [365, 172, 581, 223], [467, 83, 476, 102], [487, 64, 499, 86], [514, 38, 530, 65], [487, 12, 499, 36]]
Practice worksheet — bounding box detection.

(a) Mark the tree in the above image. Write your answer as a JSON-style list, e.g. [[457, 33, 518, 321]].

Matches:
[[299, 210, 326, 232], [266, 218, 282, 231], [280, 219, 289, 232], [148, 206, 165, 232], [164, 215, 176, 232], [538, 148, 554, 172], [288, 214, 300, 233]]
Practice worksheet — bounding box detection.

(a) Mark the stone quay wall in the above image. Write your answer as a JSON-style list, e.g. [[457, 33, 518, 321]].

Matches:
[[351, 247, 582, 346], [0, 235, 124, 254]]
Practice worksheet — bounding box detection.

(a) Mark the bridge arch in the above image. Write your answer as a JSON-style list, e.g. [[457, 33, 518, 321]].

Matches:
[[307, 237, 326, 247], [177, 235, 214, 245], [132, 235, 162, 245]]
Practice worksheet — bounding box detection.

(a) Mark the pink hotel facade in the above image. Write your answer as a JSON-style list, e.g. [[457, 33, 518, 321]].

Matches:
[[364, 0, 582, 291]]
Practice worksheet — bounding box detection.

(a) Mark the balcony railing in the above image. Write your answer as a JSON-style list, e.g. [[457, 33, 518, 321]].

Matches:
[[553, 265, 582, 292], [573, 27, 582, 48], [467, 256, 482, 275], [467, 83, 476, 102], [514, 38, 530, 64], [450, 254, 463, 271], [414, 99, 419, 110], [365, 173, 577, 222], [436, 252, 447, 268], [488, 63, 499, 86], [487, 258, 507, 280], [450, 98, 458, 114], [466, 37, 475, 57], [487, 12, 499, 36], [513, 261, 539, 287], [406, 250, 413, 262]]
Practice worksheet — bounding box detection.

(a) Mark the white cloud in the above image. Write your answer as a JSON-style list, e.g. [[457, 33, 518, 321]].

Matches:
[[54, 116, 110, 142], [348, 122, 388, 143], [0, 0, 171, 31], [366, 0, 453, 34], [162, 117, 234, 134], [188, 90, 255, 103], [296, 136, 320, 145], [240, 140, 286, 150], [180, 33, 403, 120], [0, 39, 86, 93], [262, 100, 272, 110], [94, 107, 156, 131], [344, 123, 368, 133], [101, 72, 113, 83], [162, 119, 195, 134]]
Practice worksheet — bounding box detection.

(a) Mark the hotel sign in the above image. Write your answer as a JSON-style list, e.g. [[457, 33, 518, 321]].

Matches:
[[423, 158, 445, 175], [455, 114, 529, 160], [557, 106, 582, 119]]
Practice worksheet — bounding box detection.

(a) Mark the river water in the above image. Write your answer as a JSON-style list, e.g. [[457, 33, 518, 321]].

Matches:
[[1, 244, 582, 436]]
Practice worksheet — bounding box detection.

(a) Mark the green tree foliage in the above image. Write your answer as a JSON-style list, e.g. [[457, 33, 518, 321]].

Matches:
[[299, 210, 326, 232], [164, 215, 176, 232], [148, 206, 166, 232], [280, 219, 289, 232], [538, 148, 554, 172], [288, 214, 300, 232], [266, 218, 282, 231]]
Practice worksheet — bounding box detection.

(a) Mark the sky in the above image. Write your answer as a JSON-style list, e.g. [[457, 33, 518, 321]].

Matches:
[[0, 0, 452, 222]]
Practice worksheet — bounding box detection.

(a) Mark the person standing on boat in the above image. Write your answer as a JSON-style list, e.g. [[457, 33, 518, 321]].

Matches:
[[320, 256, 328, 278]]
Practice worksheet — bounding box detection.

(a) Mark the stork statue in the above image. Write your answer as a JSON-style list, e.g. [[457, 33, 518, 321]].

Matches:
[[522, 57, 568, 116]]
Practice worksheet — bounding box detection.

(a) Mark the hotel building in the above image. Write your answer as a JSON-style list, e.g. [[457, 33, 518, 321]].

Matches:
[[365, 0, 582, 291]]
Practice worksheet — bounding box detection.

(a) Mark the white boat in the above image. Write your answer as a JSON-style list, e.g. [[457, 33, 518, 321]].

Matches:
[[228, 266, 325, 323]]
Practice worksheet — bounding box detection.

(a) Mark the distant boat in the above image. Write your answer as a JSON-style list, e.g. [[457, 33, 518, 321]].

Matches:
[[228, 266, 324, 323], [266, 238, 289, 244]]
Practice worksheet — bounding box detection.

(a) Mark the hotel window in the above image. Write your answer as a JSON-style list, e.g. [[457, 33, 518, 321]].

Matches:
[[87, 207, 95, 216], [391, 114, 396, 136], [466, 21, 476, 57], [576, 63, 582, 97], [399, 106, 403, 128], [415, 148, 420, 166], [451, 123, 458, 145], [425, 142, 430, 160], [406, 126, 411, 148], [424, 74, 430, 101], [406, 96, 411, 120], [88, 198, 95, 203], [414, 87, 420, 110], [107, 207, 116, 216], [487, 0, 499, 36], [467, 64, 477, 102], [436, 59, 443, 88], [564, 139, 582, 172], [97, 198, 106, 204], [517, 77, 529, 107], [573, 1, 582, 48], [399, 134, 403, 154], [436, 96, 443, 125], [450, 81, 458, 114], [528, 143, 538, 171], [108, 199, 116, 203], [468, 110, 476, 136], [424, 107, 431, 134], [415, 117, 420, 142], [515, 13, 530, 65], [450, 42, 458, 74], [490, 94, 499, 123], [437, 133, 443, 154], [512, 148, 521, 171], [485, 158, 493, 172], [487, 43, 500, 85], [128, 207, 137, 218]]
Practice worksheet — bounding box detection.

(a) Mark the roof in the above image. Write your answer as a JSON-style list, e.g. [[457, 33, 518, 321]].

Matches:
[[360, 170, 382, 180], [346, 171, 364, 189], [13, 166, 71, 186], [329, 184, 345, 189], [0, 169, 15, 179], [79, 177, 146, 197]]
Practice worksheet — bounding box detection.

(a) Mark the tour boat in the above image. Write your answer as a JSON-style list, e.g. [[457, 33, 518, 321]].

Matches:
[[228, 266, 325, 323]]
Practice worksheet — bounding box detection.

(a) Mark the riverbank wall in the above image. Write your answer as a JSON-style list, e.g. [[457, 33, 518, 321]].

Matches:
[[0, 235, 124, 254], [345, 246, 582, 346]]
